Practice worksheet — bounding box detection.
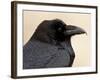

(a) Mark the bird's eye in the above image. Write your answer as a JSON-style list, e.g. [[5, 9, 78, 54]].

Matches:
[[58, 27, 62, 31]]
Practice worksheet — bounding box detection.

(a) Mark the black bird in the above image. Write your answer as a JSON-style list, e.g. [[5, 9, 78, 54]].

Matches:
[[23, 19, 86, 69]]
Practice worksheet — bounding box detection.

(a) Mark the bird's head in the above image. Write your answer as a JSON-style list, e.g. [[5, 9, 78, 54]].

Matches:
[[32, 19, 86, 43], [47, 19, 86, 41]]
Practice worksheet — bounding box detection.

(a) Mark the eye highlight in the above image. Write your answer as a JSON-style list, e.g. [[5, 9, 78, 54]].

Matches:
[[58, 27, 62, 31]]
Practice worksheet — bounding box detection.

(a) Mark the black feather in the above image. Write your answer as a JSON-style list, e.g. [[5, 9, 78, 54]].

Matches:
[[23, 19, 86, 69]]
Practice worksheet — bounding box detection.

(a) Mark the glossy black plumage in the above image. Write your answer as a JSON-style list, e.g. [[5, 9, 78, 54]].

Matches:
[[23, 19, 86, 69]]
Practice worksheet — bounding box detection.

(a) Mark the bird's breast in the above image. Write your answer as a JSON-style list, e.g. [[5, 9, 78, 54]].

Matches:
[[23, 40, 74, 68]]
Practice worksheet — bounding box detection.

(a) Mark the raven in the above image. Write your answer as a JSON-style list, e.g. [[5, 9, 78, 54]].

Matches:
[[23, 19, 86, 69]]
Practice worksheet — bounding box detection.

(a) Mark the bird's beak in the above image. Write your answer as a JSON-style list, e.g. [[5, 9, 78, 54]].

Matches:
[[64, 25, 86, 36]]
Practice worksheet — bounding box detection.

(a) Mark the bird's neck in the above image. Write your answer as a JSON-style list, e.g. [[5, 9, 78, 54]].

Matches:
[[65, 37, 71, 46], [65, 37, 75, 55], [65, 37, 75, 66]]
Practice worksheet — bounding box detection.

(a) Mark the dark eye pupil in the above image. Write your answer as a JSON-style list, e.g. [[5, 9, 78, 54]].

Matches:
[[58, 27, 62, 31]]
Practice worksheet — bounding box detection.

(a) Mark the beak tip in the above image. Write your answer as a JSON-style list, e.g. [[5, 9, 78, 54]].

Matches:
[[85, 32, 87, 35], [79, 28, 87, 35]]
